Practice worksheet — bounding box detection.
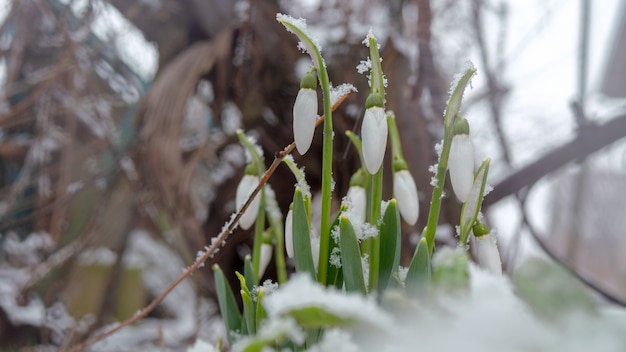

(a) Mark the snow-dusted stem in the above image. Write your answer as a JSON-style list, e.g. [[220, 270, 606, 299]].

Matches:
[[367, 34, 386, 289], [424, 67, 476, 256], [276, 16, 333, 284], [387, 113, 403, 160]]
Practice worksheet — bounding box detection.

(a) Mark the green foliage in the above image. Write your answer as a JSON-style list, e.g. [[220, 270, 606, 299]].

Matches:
[[292, 188, 316, 279], [339, 216, 367, 295], [377, 200, 401, 294]]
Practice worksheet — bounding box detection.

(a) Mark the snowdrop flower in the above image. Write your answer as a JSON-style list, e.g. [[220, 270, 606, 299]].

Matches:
[[284, 207, 294, 258], [473, 222, 502, 276], [393, 159, 419, 226], [448, 116, 474, 203], [236, 165, 262, 230], [258, 243, 273, 278], [345, 169, 368, 222], [361, 92, 388, 174], [293, 71, 318, 155]]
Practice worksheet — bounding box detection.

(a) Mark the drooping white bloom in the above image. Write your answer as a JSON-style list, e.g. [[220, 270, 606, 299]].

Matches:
[[236, 174, 261, 230], [361, 106, 388, 174], [345, 185, 367, 222], [393, 170, 419, 226], [448, 134, 475, 202], [475, 233, 502, 276], [284, 208, 294, 258], [293, 88, 318, 155], [258, 243, 273, 278]]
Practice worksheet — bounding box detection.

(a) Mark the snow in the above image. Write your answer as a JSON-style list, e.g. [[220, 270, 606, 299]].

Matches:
[[330, 83, 358, 106], [262, 273, 393, 331], [276, 13, 325, 70]]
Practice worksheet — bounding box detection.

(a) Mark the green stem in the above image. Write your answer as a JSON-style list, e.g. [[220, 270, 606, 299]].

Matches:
[[318, 63, 333, 285], [252, 192, 265, 282], [368, 169, 383, 290], [387, 113, 403, 160], [424, 136, 452, 256]]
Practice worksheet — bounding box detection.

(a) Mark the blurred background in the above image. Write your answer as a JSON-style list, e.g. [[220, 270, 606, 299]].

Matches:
[[1, 0, 625, 349]]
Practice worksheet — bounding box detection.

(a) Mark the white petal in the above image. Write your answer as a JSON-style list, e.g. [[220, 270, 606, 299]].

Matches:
[[475, 234, 502, 275], [361, 106, 388, 174], [346, 186, 367, 222], [393, 170, 419, 226], [285, 209, 294, 258], [293, 88, 318, 155], [448, 134, 475, 202], [259, 243, 273, 278], [236, 174, 261, 230]]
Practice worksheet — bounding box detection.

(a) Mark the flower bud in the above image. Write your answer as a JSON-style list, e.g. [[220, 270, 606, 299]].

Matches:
[[236, 171, 261, 230], [474, 224, 502, 276], [448, 117, 474, 202], [393, 165, 419, 226], [361, 93, 387, 174], [346, 185, 367, 222], [258, 243, 273, 279], [284, 207, 294, 258], [293, 72, 318, 155]]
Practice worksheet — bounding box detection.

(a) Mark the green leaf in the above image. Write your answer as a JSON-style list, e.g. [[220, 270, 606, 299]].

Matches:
[[459, 159, 490, 245], [326, 205, 347, 288], [339, 215, 366, 294], [405, 237, 431, 296], [287, 306, 357, 328], [432, 247, 470, 293], [293, 188, 316, 279], [512, 257, 597, 320], [244, 255, 256, 290], [444, 65, 477, 130], [213, 264, 242, 343], [241, 289, 256, 335], [255, 288, 267, 330], [378, 199, 401, 294]]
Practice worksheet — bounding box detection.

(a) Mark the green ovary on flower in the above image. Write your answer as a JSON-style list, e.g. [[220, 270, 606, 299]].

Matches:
[[361, 106, 388, 174], [393, 169, 419, 226], [293, 87, 318, 155], [236, 174, 261, 230]]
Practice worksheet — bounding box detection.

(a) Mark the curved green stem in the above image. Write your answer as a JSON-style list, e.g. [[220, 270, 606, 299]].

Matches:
[[387, 113, 404, 160]]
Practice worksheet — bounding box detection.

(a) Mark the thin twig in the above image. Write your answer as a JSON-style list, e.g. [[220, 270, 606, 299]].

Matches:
[[68, 91, 352, 352]]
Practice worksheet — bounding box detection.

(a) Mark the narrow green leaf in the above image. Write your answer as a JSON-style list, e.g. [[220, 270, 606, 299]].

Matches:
[[241, 290, 256, 335], [339, 216, 366, 294], [378, 199, 401, 294], [293, 188, 316, 279], [444, 65, 477, 129], [255, 288, 267, 330], [244, 255, 256, 291], [459, 159, 490, 245], [326, 205, 347, 287], [213, 264, 242, 343], [406, 237, 431, 296]]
